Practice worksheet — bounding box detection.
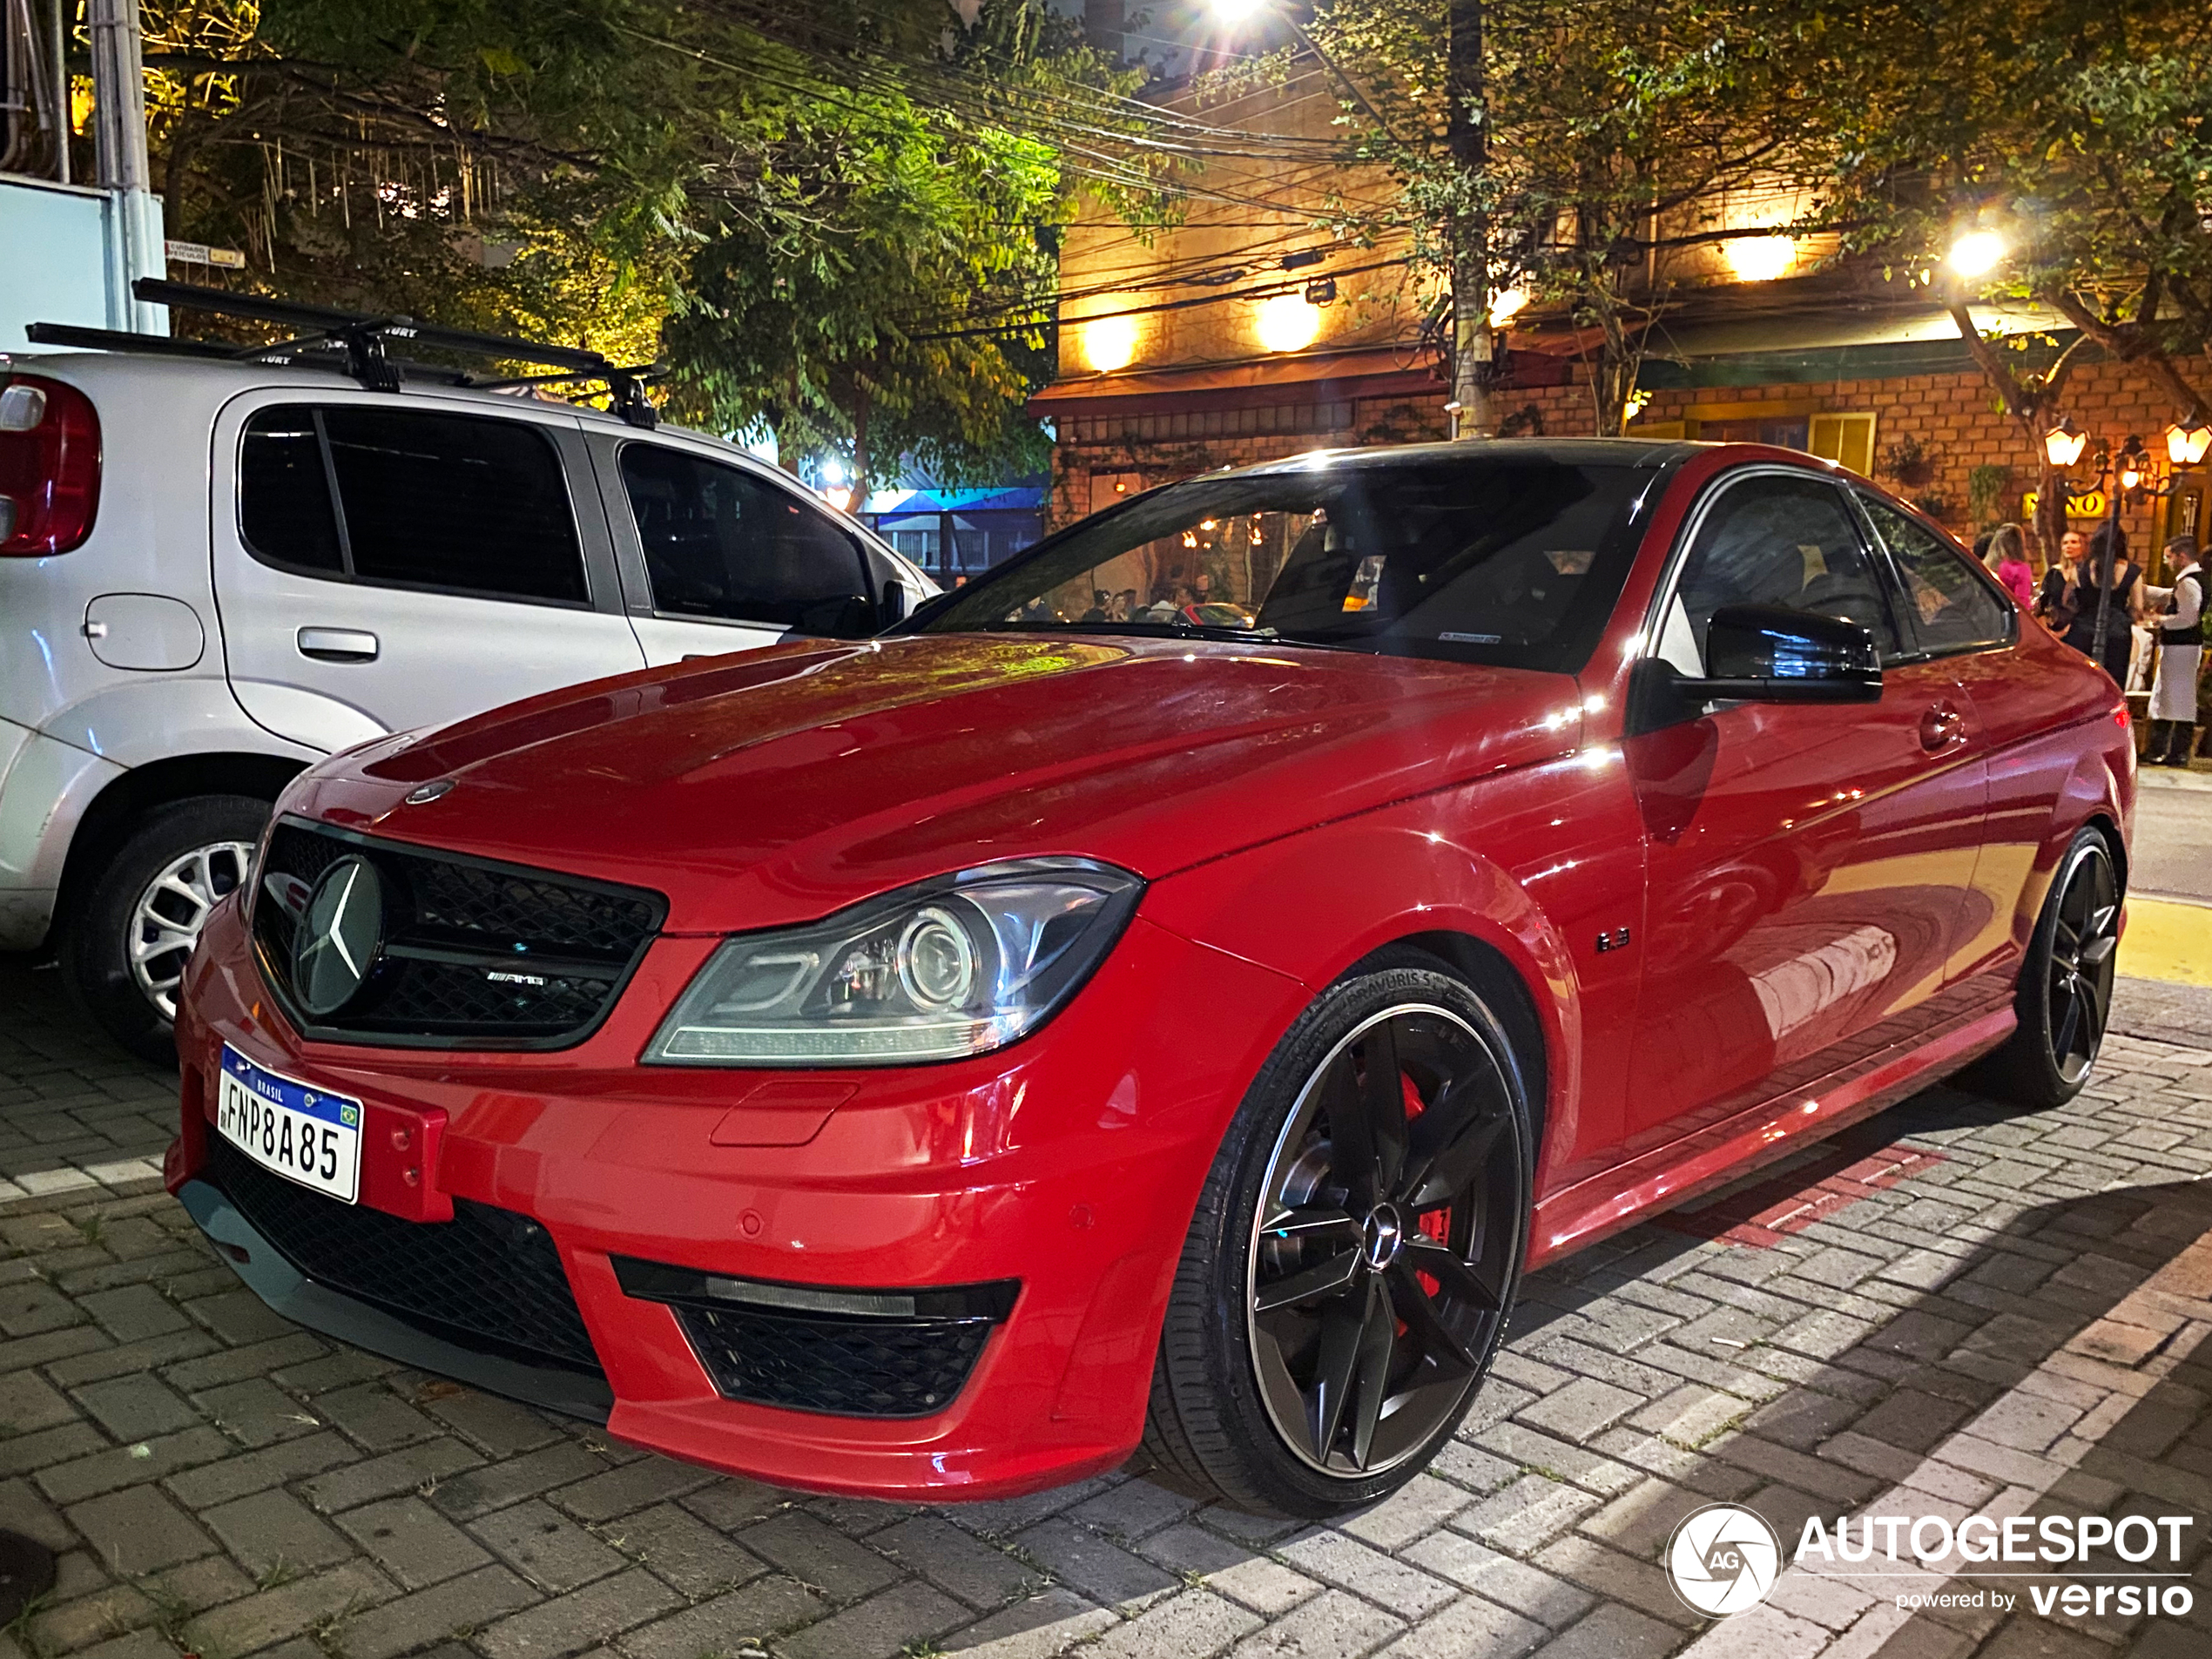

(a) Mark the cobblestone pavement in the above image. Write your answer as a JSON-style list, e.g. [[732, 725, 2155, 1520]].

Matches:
[[6, 953, 2212, 1659]]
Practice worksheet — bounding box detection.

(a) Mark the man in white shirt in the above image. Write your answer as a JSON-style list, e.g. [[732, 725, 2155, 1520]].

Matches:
[[2144, 535, 2206, 766]]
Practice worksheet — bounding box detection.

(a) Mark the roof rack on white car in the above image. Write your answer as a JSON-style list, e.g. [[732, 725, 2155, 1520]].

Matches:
[[24, 278, 666, 429]]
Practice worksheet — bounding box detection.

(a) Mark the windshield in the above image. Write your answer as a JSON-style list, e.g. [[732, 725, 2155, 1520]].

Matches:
[[914, 455, 1656, 671]]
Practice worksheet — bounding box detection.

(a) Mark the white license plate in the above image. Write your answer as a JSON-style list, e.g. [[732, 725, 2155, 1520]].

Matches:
[[215, 1045, 362, 1204]]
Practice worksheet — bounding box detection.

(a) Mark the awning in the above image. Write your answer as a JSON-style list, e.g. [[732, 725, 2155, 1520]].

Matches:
[[1029, 344, 1440, 418]]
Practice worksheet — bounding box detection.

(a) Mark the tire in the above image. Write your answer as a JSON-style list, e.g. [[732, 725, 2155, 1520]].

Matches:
[[1142, 948, 1535, 1517], [1960, 825, 2121, 1110], [63, 795, 269, 1064]]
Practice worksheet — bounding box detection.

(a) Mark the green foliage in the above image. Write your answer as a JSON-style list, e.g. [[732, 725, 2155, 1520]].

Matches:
[[144, 0, 1147, 483], [1307, 0, 1791, 433]]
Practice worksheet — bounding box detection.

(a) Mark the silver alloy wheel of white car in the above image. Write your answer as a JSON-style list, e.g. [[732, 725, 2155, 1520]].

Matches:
[[127, 840, 254, 1018]]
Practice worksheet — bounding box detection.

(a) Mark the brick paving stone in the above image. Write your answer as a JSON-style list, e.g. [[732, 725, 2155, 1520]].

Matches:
[[1132, 1523, 1323, 1616], [615, 1576, 826, 1659], [1065, 1474, 1202, 1541], [336, 1565, 541, 1659], [428, 1442, 610, 1521], [1373, 1592, 1546, 1659], [600, 1500, 767, 1597], [64, 1483, 214, 1574], [1089, 1588, 1263, 1659], [474, 1567, 680, 1659], [68, 1373, 198, 1440], [1013, 1514, 1179, 1611], [550, 1458, 717, 1523], [181, 1560, 396, 1658], [469, 1497, 628, 1592], [936, 1587, 1116, 1656], [203, 1486, 356, 1575], [1225, 1588, 1404, 1659], [300, 1439, 486, 1514], [1275, 1529, 1456, 1619], [1397, 1531, 1595, 1629], [774, 1580, 966, 1659], [1337, 1474, 1470, 1550], [868, 1514, 1035, 1608], [1533, 1603, 1686, 1659], [338, 1494, 496, 1589], [1517, 1378, 1650, 1445], [1457, 1474, 1604, 1554]]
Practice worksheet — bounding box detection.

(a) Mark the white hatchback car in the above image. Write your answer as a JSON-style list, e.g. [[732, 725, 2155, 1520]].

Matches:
[[0, 342, 930, 1059]]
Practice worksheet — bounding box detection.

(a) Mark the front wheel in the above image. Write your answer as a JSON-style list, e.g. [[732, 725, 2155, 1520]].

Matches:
[[1962, 826, 2121, 1109], [63, 795, 269, 1064], [1142, 951, 1534, 1516]]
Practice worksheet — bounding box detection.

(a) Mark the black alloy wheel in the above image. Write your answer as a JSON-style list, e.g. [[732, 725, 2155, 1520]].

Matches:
[[2043, 838, 2120, 1086], [1246, 1005, 1524, 1476], [1964, 826, 2122, 1109], [1143, 953, 1533, 1516]]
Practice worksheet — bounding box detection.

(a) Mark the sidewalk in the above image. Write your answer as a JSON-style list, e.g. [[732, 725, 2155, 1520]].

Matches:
[[4, 956, 2212, 1659]]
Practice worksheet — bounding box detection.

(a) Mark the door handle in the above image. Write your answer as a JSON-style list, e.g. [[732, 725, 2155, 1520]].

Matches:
[[1919, 701, 1966, 752], [296, 627, 380, 663]]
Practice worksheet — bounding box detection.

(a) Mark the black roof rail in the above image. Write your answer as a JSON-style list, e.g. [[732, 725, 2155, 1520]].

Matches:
[[24, 279, 664, 429]]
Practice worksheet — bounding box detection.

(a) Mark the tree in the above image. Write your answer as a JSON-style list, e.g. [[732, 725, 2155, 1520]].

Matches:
[[138, 0, 1149, 484], [1787, 1, 2212, 555], [1311, 0, 1797, 437]]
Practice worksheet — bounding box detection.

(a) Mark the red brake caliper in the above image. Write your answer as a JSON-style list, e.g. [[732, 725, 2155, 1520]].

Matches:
[[1402, 1074, 1448, 1301]]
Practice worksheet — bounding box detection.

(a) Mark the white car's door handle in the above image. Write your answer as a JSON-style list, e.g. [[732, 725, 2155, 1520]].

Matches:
[[297, 627, 380, 663]]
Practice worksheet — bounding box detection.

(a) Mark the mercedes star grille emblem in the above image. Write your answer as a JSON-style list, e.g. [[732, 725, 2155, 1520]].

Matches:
[[293, 855, 385, 1015]]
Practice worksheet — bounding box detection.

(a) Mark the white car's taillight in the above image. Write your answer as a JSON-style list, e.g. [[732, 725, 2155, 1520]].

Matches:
[[0, 374, 101, 556]]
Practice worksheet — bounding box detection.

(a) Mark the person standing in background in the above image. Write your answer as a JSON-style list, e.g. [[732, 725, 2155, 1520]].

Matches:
[[2060, 523, 2141, 685], [2036, 528, 2091, 629], [1987, 523, 2036, 608], [2142, 535, 2206, 765]]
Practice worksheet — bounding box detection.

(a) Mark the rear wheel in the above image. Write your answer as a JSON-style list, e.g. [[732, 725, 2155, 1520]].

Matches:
[[1143, 952, 1533, 1516], [63, 795, 268, 1063], [1963, 826, 2121, 1109]]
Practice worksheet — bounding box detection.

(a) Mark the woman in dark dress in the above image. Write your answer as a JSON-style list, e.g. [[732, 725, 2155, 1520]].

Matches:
[[2060, 523, 2141, 685]]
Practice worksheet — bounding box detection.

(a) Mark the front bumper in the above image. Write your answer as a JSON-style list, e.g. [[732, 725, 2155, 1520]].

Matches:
[[171, 891, 1305, 1501]]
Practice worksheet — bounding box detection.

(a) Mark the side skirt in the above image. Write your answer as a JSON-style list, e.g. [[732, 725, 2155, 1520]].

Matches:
[[1529, 1000, 2015, 1268]]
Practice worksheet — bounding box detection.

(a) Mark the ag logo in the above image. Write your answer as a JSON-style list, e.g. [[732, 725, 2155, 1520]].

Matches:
[[1667, 1503, 1781, 1616]]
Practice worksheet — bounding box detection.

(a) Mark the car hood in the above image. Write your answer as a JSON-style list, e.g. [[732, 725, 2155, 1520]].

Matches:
[[294, 633, 1582, 932]]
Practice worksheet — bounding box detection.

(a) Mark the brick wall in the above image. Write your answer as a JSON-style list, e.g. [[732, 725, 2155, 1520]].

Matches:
[[1049, 355, 2200, 565]]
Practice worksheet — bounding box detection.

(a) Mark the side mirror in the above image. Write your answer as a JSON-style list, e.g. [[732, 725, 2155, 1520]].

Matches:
[[1629, 603, 1882, 732], [878, 582, 911, 628]]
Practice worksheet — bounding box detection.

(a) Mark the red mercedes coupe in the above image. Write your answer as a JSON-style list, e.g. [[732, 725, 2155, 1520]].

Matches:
[[171, 440, 2133, 1518]]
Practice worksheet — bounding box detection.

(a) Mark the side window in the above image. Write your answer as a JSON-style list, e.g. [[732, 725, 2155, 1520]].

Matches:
[[1859, 495, 2014, 655], [1664, 474, 1903, 671], [619, 444, 869, 630], [238, 405, 590, 605], [239, 410, 343, 574]]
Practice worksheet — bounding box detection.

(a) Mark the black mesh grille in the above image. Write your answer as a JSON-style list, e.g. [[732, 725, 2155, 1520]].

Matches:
[[206, 1137, 604, 1374], [253, 819, 665, 1048], [672, 1305, 993, 1417]]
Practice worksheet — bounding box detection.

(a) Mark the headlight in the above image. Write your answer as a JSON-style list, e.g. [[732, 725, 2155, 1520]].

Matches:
[[645, 858, 1143, 1066]]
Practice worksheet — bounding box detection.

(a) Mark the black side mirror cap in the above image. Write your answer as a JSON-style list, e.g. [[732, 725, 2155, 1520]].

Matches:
[[1628, 604, 1882, 733]]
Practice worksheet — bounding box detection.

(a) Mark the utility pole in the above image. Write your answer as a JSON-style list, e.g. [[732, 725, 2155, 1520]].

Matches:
[[1445, 0, 1492, 439], [88, 0, 165, 334]]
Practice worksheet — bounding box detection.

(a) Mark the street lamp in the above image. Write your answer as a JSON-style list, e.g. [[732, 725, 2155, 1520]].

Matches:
[[2044, 419, 2088, 469], [1947, 230, 2006, 278], [2166, 420, 2212, 467]]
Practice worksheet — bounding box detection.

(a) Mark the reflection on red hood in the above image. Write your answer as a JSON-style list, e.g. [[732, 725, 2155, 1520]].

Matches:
[[290, 634, 1582, 932]]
